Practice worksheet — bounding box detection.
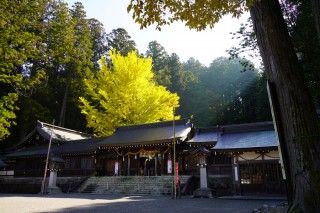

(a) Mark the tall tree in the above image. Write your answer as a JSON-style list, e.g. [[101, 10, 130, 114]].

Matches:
[[183, 57, 205, 74], [106, 28, 137, 55], [146, 41, 169, 72], [0, 0, 48, 139], [128, 0, 320, 211], [88, 18, 107, 69], [54, 1, 94, 128], [79, 51, 179, 136]]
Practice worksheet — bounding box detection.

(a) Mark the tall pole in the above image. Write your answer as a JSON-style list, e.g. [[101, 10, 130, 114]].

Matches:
[[173, 108, 176, 199], [41, 120, 55, 194]]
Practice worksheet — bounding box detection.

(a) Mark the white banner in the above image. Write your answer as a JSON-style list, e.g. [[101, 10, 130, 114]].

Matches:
[[114, 161, 119, 175], [167, 160, 172, 174]]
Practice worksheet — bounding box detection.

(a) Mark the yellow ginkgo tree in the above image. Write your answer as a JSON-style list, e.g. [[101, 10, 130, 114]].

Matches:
[[79, 51, 180, 136]]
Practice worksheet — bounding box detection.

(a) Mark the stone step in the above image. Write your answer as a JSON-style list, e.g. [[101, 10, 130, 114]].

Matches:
[[80, 175, 191, 195]]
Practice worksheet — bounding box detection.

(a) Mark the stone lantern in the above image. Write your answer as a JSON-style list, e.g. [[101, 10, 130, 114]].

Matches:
[[47, 156, 64, 193], [192, 146, 212, 198]]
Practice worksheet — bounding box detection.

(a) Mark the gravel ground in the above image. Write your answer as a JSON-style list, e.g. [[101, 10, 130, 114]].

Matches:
[[0, 193, 284, 213]]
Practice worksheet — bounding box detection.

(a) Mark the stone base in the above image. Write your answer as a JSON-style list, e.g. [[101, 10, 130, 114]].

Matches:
[[193, 188, 212, 198], [47, 186, 62, 194]]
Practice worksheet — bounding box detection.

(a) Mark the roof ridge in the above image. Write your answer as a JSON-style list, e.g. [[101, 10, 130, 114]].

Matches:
[[37, 120, 92, 137], [116, 119, 190, 131], [221, 121, 273, 128]]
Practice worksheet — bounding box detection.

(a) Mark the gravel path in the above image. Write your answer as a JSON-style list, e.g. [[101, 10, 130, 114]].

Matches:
[[0, 193, 284, 213]]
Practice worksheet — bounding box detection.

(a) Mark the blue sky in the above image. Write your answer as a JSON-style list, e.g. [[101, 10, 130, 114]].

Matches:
[[66, 0, 250, 66]]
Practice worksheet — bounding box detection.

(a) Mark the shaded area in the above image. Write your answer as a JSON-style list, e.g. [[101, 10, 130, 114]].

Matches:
[[0, 194, 285, 213]]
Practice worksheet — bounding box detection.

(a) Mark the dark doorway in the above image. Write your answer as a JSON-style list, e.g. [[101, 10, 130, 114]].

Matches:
[[239, 161, 286, 195]]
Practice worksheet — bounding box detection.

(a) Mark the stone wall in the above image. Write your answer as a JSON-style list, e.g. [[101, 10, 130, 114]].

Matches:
[[0, 176, 86, 193]]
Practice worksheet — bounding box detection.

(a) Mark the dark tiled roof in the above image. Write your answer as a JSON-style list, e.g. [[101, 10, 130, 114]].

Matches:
[[57, 138, 101, 155], [36, 121, 92, 142], [98, 119, 192, 147], [214, 130, 277, 150], [190, 146, 211, 155], [219, 121, 274, 133], [6, 145, 54, 158], [13, 121, 92, 148], [7, 138, 100, 158], [186, 128, 218, 144]]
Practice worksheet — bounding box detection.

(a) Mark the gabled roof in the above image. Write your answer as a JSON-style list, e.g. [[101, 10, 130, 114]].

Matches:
[[14, 121, 92, 148], [7, 138, 101, 158], [6, 145, 54, 158], [186, 128, 218, 144], [98, 119, 192, 147], [214, 130, 277, 150], [36, 121, 92, 142], [57, 138, 101, 155], [213, 121, 277, 151]]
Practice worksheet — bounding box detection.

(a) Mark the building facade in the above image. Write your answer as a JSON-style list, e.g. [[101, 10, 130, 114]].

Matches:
[[2, 120, 286, 195]]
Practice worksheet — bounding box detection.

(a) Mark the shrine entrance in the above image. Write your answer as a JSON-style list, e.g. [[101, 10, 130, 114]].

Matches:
[[97, 146, 174, 176]]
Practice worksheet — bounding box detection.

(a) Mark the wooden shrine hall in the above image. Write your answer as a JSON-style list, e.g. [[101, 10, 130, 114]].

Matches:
[[2, 120, 286, 195], [94, 119, 193, 176]]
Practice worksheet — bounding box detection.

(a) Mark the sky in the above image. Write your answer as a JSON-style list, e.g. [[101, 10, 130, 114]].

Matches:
[[66, 0, 251, 66]]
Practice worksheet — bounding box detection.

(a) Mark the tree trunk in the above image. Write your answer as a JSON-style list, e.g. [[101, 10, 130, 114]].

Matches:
[[250, 0, 320, 212], [59, 84, 68, 127], [311, 0, 320, 46]]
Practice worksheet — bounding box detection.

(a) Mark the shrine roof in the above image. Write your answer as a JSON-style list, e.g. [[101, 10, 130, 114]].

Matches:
[[186, 128, 218, 144], [6, 138, 101, 158], [213, 122, 277, 151], [98, 119, 192, 147], [36, 121, 92, 142]]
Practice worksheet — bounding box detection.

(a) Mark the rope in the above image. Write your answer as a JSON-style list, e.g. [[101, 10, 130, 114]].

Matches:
[[115, 146, 172, 157]]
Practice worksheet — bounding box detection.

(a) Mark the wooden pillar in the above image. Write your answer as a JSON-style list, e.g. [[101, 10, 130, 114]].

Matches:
[[232, 155, 240, 194], [136, 154, 139, 176], [127, 154, 130, 176], [155, 155, 158, 176], [161, 153, 165, 175]]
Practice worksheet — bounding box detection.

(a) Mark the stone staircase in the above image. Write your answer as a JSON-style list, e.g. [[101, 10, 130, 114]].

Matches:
[[79, 176, 191, 195], [81, 183, 98, 193]]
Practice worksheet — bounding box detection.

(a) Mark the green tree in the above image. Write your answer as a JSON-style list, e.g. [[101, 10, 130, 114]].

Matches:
[[146, 41, 169, 72], [184, 57, 258, 126], [145, 41, 171, 87], [58, 1, 94, 129], [218, 73, 271, 125], [0, 0, 47, 140], [79, 51, 179, 136], [106, 28, 137, 56], [183, 57, 205, 74], [128, 0, 320, 211], [88, 18, 107, 69]]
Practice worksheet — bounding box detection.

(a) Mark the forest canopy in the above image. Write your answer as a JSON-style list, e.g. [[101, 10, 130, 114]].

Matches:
[[0, 0, 269, 145]]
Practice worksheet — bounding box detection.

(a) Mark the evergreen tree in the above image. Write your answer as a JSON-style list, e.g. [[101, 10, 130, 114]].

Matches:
[[0, 0, 48, 139], [145, 41, 168, 72], [106, 28, 137, 55], [88, 18, 107, 69]]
